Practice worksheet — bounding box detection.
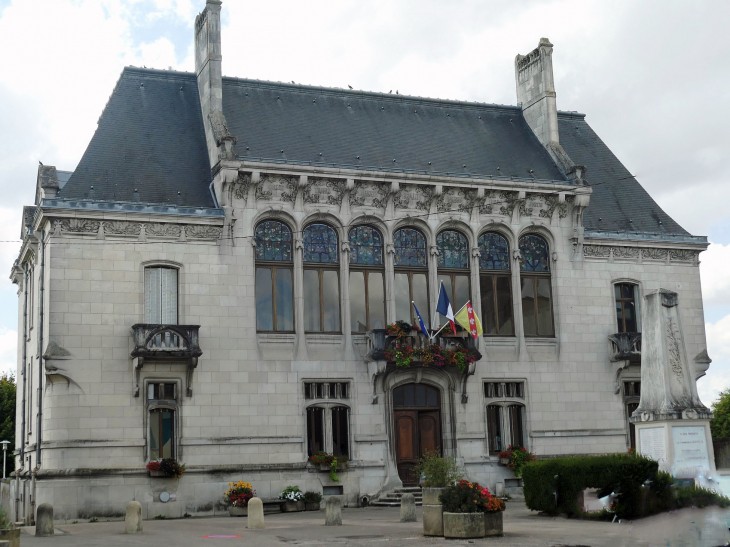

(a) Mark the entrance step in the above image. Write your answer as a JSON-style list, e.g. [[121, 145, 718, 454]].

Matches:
[[371, 486, 423, 507]]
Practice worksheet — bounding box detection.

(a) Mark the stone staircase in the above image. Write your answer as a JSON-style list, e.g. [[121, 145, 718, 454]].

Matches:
[[371, 486, 422, 507]]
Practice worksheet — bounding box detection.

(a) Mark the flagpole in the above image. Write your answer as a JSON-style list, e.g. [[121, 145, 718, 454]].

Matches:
[[431, 301, 469, 340], [432, 280, 444, 332]]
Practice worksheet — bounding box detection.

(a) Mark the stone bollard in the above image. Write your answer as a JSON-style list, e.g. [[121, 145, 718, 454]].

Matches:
[[400, 493, 417, 522], [325, 496, 342, 526], [35, 503, 54, 537], [247, 497, 264, 530], [125, 501, 143, 534], [422, 487, 444, 536]]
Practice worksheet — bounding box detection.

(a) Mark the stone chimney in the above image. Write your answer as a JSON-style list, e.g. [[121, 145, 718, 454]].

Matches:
[[195, 0, 236, 166], [35, 164, 59, 204], [515, 38, 585, 182]]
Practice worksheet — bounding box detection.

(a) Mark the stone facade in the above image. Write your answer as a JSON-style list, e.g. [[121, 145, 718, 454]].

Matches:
[[7, 3, 711, 523]]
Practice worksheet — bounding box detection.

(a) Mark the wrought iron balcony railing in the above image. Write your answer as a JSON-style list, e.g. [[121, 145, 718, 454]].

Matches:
[[365, 328, 481, 369], [608, 332, 642, 363]]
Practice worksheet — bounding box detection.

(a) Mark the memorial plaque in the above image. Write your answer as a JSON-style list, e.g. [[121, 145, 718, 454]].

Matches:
[[639, 427, 667, 465], [671, 426, 710, 477]]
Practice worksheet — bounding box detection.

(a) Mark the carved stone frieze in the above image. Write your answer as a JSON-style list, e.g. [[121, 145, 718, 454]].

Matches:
[[234, 172, 252, 201], [666, 318, 684, 382], [146, 223, 182, 237], [539, 194, 569, 219], [436, 187, 475, 214], [394, 184, 433, 211], [349, 181, 388, 209], [499, 191, 527, 217], [583, 245, 610, 258], [185, 225, 222, 239], [103, 221, 141, 236], [59, 219, 100, 233], [525, 193, 547, 217], [479, 190, 504, 215], [581, 244, 698, 264], [303, 178, 346, 206], [642, 248, 668, 261], [669, 249, 697, 262], [611, 246, 639, 259], [256, 174, 298, 203]]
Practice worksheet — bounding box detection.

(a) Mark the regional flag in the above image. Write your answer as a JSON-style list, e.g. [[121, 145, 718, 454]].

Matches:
[[454, 301, 483, 339], [436, 282, 457, 335], [412, 301, 428, 336]]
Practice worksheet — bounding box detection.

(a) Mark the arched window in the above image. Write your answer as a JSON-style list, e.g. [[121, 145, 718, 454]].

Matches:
[[393, 228, 429, 325], [303, 223, 340, 333], [144, 266, 178, 324], [349, 226, 385, 332], [254, 220, 294, 332], [436, 230, 470, 329], [478, 233, 513, 336], [519, 234, 553, 336], [615, 283, 639, 333]]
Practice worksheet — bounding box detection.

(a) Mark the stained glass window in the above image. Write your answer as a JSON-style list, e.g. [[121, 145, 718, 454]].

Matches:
[[349, 226, 383, 265], [519, 234, 550, 272], [303, 223, 339, 264], [478, 233, 510, 270], [254, 220, 292, 262], [394, 228, 427, 267], [436, 230, 469, 269]]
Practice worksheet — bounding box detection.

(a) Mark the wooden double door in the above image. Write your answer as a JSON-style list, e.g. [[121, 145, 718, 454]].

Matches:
[[393, 384, 442, 485]]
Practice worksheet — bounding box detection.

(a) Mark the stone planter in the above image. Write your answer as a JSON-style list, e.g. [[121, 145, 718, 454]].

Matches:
[[282, 500, 305, 512], [498, 457, 510, 465], [148, 470, 174, 478], [422, 487, 445, 537], [305, 503, 320, 511], [228, 506, 248, 517], [0, 528, 20, 547], [484, 511, 504, 537], [443, 512, 486, 539]]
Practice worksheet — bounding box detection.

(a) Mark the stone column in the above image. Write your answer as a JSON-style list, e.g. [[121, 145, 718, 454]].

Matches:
[[294, 236, 308, 360], [631, 289, 717, 489]]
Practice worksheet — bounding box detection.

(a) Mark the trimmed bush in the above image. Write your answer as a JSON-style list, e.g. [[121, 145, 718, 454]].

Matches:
[[522, 454, 658, 518]]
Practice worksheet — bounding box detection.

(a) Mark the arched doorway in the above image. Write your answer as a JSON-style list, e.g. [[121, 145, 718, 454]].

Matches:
[[393, 383, 442, 485]]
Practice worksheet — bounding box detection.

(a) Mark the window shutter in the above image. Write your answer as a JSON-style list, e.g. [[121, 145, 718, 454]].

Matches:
[[160, 268, 178, 324], [145, 268, 161, 323]]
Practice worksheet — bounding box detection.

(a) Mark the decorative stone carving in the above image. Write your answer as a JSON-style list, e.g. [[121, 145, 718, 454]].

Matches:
[[525, 193, 547, 217], [394, 184, 434, 211], [539, 194, 569, 219], [499, 191, 527, 217], [669, 249, 697, 262], [103, 221, 141, 236], [642, 248, 668, 261], [349, 181, 388, 209], [146, 223, 182, 237], [256, 174, 298, 203], [185, 225, 223, 239], [666, 318, 683, 382], [436, 187, 474, 214], [303, 178, 346, 206], [234, 172, 252, 201], [611, 246, 640, 259], [583, 245, 610, 258], [479, 190, 503, 215], [59, 219, 100, 233]]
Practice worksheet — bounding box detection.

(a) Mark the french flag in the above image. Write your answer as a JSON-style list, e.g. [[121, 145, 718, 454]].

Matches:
[[436, 282, 457, 335]]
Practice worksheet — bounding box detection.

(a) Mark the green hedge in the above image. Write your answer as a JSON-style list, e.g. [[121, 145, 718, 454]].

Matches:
[[522, 454, 659, 518]]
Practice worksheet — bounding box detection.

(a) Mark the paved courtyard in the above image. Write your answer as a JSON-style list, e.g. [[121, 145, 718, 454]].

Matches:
[[18, 502, 730, 547]]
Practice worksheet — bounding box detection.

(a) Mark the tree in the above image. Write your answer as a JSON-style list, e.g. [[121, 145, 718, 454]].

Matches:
[[710, 389, 730, 439], [0, 373, 15, 453]]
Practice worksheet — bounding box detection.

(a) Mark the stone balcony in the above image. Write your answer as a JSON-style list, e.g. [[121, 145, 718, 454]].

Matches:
[[130, 324, 202, 397], [608, 332, 642, 363]]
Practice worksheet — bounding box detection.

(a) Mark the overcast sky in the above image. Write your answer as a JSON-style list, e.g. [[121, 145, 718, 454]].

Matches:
[[0, 0, 728, 404]]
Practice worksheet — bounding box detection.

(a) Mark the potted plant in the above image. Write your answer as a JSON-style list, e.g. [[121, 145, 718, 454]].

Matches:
[[0, 506, 19, 547], [439, 480, 504, 539], [224, 481, 256, 517], [279, 486, 305, 512], [309, 452, 349, 482], [504, 445, 536, 478], [498, 451, 511, 465], [146, 458, 186, 479], [303, 491, 322, 511], [483, 494, 506, 537], [415, 452, 463, 537]]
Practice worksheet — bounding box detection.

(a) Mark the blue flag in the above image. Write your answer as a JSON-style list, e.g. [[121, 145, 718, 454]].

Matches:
[[412, 301, 428, 336]]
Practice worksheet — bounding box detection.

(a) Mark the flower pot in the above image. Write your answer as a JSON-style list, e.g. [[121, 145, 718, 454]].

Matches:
[[282, 500, 305, 512], [422, 487, 445, 537], [148, 470, 173, 478], [228, 506, 248, 517], [0, 528, 20, 547], [498, 457, 510, 465], [484, 511, 504, 537], [443, 512, 486, 539], [305, 503, 320, 511]]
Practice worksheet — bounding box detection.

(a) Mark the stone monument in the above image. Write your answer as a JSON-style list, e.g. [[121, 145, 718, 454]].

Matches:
[[630, 289, 717, 489]]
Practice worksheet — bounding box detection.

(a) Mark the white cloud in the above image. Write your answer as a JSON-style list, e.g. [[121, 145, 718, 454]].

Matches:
[[700, 243, 730, 307], [0, 327, 17, 378], [698, 315, 730, 407]]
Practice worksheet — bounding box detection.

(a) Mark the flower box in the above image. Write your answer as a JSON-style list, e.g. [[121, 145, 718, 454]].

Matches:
[[305, 503, 320, 511], [228, 506, 248, 517], [148, 470, 174, 478], [282, 500, 305, 512], [0, 528, 20, 547], [499, 457, 510, 465], [484, 511, 504, 537], [443, 512, 485, 539]]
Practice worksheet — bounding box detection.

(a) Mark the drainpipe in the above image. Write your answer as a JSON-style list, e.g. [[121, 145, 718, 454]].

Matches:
[[20, 264, 28, 463], [30, 466, 36, 526], [36, 231, 45, 466]]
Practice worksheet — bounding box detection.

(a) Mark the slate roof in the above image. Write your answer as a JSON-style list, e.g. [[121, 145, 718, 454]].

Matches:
[[58, 68, 215, 208], [55, 66, 691, 237]]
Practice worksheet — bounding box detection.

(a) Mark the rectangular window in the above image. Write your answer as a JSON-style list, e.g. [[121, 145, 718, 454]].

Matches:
[[27, 357, 32, 435], [437, 274, 470, 328], [304, 382, 349, 400], [395, 271, 428, 326], [480, 275, 514, 335], [304, 269, 340, 333], [508, 405, 525, 448], [144, 267, 178, 324], [521, 276, 553, 336], [306, 407, 325, 457], [349, 270, 385, 333], [332, 407, 349, 458], [615, 284, 638, 333], [484, 382, 502, 398], [487, 405, 502, 454], [627, 402, 639, 449], [148, 382, 177, 460], [623, 380, 641, 449], [28, 270, 34, 329], [255, 266, 294, 331]]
